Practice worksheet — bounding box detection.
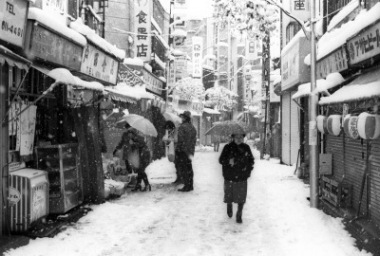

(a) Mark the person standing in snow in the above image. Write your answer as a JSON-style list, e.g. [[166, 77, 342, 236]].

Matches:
[[219, 133, 254, 223], [175, 111, 197, 192], [113, 128, 152, 191], [163, 121, 180, 182]]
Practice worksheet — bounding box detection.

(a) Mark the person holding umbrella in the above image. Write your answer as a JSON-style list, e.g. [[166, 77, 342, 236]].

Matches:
[[176, 111, 197, 192], [113, 128, 152, 191], [219, 132, 254, 223]]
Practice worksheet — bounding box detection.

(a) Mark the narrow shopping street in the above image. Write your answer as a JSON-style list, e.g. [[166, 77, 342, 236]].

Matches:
[[4, 148, 371, 256]]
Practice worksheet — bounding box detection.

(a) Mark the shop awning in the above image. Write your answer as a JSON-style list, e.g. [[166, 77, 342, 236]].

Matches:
[[32, 65, 104, 91], [0, 46, 31, 70], [319, 69, 380, 105]]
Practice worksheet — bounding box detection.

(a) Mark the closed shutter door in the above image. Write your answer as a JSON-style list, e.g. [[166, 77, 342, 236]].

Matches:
[[326, 134, 344, 180], [282, 93, 291, 165], [290, 91, 300, 165], [369, 138, 380, 225], [344, 138, 368, 215]]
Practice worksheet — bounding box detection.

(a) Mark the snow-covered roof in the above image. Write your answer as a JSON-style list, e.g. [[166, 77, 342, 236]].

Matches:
[[70, 18, 125, 59], [319, 69, 380, 105], [124, 58, 144, 67], [46, 68, 104, 91], [28, 7, 87, 47], [105, 82, 154, 103], [305, 3, 380, 63], [172, 29, 187, 37]]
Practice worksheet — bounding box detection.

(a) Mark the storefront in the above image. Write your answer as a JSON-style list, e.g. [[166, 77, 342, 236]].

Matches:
[[280, 32, 310, 165], [314, 14, 380, 225]]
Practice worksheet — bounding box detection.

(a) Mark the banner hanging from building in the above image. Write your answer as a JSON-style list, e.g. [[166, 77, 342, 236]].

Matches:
[[134, 0, 152, 62], [192, 36, 203, 78]]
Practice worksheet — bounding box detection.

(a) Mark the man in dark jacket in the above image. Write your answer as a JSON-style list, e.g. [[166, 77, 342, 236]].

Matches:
[[175, 111, 197, 192], [219, 133, 254, 223]]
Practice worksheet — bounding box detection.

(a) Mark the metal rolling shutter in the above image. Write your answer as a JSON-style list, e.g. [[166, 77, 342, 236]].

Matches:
[[290, 91, 300, 165], [344, 138, 368, 215], [326, 134, 344, 179], [282, 93, 291, 165], [369, 138, 380, 225]]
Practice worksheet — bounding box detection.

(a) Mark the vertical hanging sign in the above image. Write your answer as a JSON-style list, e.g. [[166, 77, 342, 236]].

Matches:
[[134, 0, 151, 62], [192, 36, 203, 79]]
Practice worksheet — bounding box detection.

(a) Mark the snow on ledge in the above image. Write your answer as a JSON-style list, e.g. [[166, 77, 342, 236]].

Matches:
[[70, 18, 125, 59], [28, 7, 87, 46]]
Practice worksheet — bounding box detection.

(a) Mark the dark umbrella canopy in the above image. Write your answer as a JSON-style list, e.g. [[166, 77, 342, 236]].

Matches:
[[205, 120, 248, 137]]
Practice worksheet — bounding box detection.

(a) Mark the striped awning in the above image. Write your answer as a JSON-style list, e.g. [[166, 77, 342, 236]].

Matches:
[[0, 46, 31, 70]]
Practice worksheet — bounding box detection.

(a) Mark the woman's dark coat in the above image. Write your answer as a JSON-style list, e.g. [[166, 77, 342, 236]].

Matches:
[[114, 130, 151, 171], [219, 142, 254, 182]]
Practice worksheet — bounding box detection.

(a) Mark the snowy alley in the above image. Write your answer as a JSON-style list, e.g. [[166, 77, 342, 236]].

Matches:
[[4, 147, 372, 256]]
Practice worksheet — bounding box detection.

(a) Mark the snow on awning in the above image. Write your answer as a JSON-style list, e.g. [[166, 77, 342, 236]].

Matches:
[[292, 73, 345, 100], [28, 7, 87, 47], [105, 82, 154, 104], [319, 69, 380, 105], [203, 108, 220, 115], [152, 31, 169, 49], [124, 58, 144, 67], [0, 46, 31, 71], [32, 66, 104, 91]]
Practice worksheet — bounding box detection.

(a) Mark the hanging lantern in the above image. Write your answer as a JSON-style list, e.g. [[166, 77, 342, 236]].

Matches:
[[357, 112, 380, 140], [327, 115, 342, 136], [343, 115, 359, 139], [316, 115, 328, 134]]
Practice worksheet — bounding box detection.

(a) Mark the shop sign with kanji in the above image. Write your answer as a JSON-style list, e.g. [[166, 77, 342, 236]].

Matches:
[[81, 44, 119, 85], [134, 0, 152, 62], [192, 37, 203, 78]]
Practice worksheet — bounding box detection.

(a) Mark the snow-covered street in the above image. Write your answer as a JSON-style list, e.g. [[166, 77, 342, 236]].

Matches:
[[4, 147, 372, 256]]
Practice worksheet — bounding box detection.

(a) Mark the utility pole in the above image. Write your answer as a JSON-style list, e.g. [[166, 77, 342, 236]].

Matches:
[[309, 0, 319, 208], [261, 29, 270, 159]]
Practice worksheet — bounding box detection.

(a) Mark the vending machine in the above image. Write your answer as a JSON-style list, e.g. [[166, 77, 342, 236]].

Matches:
[[9, 168, 49, 233]]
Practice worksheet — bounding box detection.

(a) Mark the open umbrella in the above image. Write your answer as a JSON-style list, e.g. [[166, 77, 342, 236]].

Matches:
[[116, 114, 158, 137], [163, 112, 181, 126], [205, 120, 247, 137]]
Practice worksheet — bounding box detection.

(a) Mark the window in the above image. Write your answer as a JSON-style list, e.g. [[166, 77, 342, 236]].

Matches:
[[286, 22, 301, 44]]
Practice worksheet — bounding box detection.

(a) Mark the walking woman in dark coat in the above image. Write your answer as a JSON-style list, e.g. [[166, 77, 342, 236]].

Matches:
[[113, 128, 152, 191], [219, 133, 254, 223]]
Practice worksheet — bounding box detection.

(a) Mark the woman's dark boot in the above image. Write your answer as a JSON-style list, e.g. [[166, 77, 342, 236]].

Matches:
[[227, 203, 233, 218], [131, 183, 142, 192], [236, 203, 244, 223], [132, 176, 142, 191], [141, 174, 151, 191]]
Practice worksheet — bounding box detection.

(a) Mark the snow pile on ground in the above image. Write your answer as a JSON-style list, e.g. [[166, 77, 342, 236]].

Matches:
[[4, 148, 371, 256]]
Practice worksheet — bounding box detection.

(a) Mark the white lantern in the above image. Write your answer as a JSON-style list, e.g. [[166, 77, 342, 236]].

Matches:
[[344, 115, 359, 139], [316, 115, 328, 134], [357, 112, 380, 140], [327, 115, 342, 136]]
